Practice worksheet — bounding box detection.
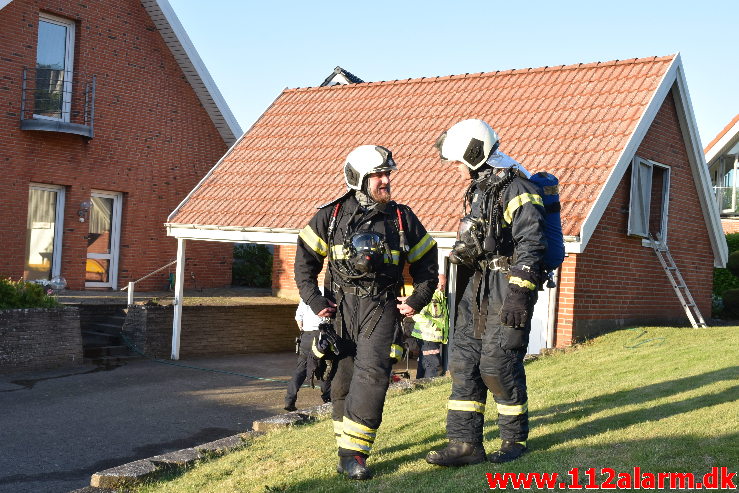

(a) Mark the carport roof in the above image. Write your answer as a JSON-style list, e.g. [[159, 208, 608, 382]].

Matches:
[[166, 53, 724, 262]]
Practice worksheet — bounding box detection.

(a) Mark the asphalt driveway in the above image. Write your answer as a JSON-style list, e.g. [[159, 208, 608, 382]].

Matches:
[[0, 352, 327, 493]]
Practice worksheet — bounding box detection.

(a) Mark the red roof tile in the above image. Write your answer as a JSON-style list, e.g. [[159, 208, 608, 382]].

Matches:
[[704, 114, 739, 154], [170, 55, 676, 237]]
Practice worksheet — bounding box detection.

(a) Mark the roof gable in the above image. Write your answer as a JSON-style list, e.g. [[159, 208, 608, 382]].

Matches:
[[1, 0, 242, 145], [167, 54, 726, 266], [705, 114, 739, 163]]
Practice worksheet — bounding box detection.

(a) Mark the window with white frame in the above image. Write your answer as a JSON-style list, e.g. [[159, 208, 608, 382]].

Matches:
[[35, 13, 75, 121], [628, 156, 671, 242]]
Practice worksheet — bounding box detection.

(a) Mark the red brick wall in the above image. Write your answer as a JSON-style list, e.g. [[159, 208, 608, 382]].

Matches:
[[554, 92, 714, 346], [272, 243, 326, 300], [0, 0, 232, 290], [721, 219, 739, 234]]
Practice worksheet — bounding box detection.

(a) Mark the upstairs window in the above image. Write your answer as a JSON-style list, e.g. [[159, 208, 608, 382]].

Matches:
[[628, 156, 671, 243], [35, 13, 75, 121]]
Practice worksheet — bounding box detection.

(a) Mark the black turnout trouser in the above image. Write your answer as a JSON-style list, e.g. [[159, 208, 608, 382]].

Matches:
[[446, 268, 535, 445], [415, 339, 442, 379], [285, 331, 331, 406], [331, 291, 397, 457]]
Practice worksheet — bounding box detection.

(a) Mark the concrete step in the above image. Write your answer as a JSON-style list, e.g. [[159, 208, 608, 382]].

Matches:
[[84, 345, 132, 359], [83, 353, 142, 367]]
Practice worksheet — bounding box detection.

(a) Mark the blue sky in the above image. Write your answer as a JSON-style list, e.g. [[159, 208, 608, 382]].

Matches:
[[168, 0, 737, 146]]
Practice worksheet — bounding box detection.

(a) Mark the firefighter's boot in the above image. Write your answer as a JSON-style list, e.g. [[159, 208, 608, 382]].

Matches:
[[488, 440, 528, 463], [337, 455, 372, 480], [425, 440, 486, 466]]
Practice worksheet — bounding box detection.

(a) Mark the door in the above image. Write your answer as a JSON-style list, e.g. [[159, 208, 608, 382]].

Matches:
[[24, 184, 65, 281], [85, 191, 122, 289]]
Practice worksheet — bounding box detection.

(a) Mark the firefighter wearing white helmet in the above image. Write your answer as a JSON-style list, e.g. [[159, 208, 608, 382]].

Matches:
[[426, 119, 547, 466], [434, 119, 499, 170], [344, 145, 398, 191], [295, 144, 439, 480]]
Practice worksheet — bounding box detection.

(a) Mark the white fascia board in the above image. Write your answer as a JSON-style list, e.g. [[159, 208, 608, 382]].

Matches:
[[577, 55, 680, 253], [671, 63, 728, 267], [705, 119, 739, 164], [167, 225, 300, 245], [145, 0, 242, 144]]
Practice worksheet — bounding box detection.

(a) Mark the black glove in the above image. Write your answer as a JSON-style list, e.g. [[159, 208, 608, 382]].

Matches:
[[500, 287, 531, 328]]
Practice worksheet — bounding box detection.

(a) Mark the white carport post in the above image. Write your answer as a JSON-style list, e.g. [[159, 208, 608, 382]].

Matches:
[[171, 238, 186, 360]]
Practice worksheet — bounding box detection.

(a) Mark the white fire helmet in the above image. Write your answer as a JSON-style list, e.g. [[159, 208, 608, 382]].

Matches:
[[344, 145, 398, 191], [434, 119, 500, 171]]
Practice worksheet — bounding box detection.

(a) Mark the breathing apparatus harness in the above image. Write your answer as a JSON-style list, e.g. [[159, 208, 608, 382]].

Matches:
[[325, 195, 409, 339], [450, 166, 517, 270]]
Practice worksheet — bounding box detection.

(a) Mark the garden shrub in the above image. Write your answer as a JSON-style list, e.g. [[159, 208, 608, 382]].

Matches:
[[0, 278, 60, 309], [232, 244, 273, 288]]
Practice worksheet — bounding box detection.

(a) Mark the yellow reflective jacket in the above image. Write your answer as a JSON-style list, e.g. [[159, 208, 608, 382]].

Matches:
[[411, 289, 448, 343]]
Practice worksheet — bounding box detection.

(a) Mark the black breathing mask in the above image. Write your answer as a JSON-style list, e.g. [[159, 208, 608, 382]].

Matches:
[[449, 214, 487, 266], [346, 231, 386, 275]]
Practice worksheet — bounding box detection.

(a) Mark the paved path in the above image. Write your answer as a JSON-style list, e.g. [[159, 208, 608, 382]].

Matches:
[[0, 353, 326, 493]]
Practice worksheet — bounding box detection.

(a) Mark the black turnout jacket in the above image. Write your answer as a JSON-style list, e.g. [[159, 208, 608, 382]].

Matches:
[[295, 192, 438, 315]]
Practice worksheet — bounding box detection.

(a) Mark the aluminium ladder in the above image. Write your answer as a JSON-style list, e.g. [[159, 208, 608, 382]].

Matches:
[[648, 235, 707, 328]]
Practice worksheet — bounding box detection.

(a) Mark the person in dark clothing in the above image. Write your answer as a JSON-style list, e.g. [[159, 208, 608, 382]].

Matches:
[[425, 119, 547, 466], [284, 296, 332, 412], [294, 144, 438, 480]]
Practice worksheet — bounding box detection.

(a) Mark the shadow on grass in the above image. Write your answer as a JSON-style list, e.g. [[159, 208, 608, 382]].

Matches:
[[268, 432, 738, 493], [528, 366, 739, 450]]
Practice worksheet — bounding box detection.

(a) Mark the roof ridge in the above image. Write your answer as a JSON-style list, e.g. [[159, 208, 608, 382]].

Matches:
[[286, 54, 676, 94]]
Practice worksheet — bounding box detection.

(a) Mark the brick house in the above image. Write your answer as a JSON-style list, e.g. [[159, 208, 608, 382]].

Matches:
[[165, 54, 726, 352], [0, 0, 242, 291], [705, 114, 739, 234]]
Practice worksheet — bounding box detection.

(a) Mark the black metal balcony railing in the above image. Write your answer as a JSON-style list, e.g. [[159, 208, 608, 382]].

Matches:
[[20, 67, 95, 138]]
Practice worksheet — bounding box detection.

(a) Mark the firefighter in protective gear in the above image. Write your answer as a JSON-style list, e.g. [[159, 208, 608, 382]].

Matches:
[[295, 144, 438, 480], [426, 119, 547, 466], [411, 274, 449, 379]]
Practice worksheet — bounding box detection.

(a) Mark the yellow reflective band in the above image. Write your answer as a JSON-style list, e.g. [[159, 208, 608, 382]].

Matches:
[[496, 401, 528, 415], [311, 338, 325, 358], [339, 435, 372, 453], [384, 250, 400, 265], [408, 233, 436, 263], [503, 193, 544, 224], [299, 225, 328, 257], [389, 344, 403, 360], [509, 276, 536, 291], [342, 418, 377, 441], [447, 400, 486, 414], [331, 245, 348, 260], [333, 420, 343, 435]]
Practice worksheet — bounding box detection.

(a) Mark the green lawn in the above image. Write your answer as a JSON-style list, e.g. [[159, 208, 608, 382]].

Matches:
[[136, 326, 738, 492]]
